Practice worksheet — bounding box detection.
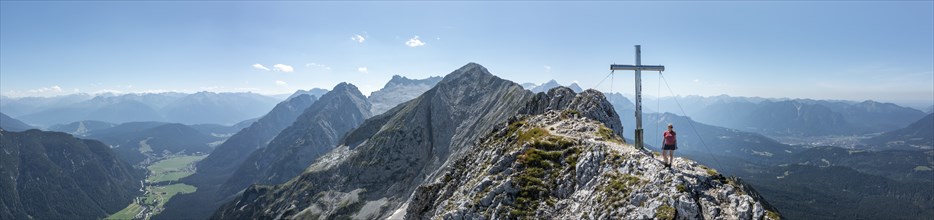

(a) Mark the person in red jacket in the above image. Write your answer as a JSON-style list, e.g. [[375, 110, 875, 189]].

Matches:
[[662, 123, 677, 168]]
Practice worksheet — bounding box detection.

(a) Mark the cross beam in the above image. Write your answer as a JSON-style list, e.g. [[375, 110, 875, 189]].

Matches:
[[610, 65, 665, 71], [609, 45, 665, 150]]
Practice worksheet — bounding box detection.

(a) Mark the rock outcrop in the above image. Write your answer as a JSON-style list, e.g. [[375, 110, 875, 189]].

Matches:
[[521, 87, 624, 138], [406, 111, 779, 219]]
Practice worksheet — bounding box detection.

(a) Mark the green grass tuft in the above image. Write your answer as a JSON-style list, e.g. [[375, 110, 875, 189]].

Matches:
[[766, 210, 781, 220], [602, 173, 644, 207], [706, 168, 719, 177], [597, 125, 623, 144], [518, 127, 550, 144], [655, 205, 676, 220]]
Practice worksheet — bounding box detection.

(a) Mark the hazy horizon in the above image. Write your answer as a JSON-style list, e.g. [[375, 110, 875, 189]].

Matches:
[[2, 74, 931, 111], [2, 2, 932, 109]]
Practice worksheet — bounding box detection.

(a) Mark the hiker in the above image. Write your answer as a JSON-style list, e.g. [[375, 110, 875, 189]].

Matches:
[[662, 123, 677, 168]]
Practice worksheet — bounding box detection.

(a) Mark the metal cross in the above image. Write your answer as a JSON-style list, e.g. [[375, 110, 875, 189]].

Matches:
[[610, 45, 665, 149]]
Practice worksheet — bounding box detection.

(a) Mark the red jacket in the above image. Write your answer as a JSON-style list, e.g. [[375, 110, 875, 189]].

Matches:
[[663, 130, 676, 145]]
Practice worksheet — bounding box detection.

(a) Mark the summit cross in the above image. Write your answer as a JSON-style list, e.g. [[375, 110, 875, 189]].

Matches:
[[610, 45, 665, 149]]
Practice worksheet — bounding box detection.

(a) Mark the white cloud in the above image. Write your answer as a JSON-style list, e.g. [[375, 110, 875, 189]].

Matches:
[[405, 36, 426, 47], [544, 66, 552, 72], [91, 89, 124, 95], [138, 89, 184, 94], [252, 64, 271, 71], [351, 34, 366, 43], [29, 85, 63, 93], [305, 62, 332, 70], [693, 79, 700, 83], [200, 86, 222, 91], [275, 80, 288, 86], [273, 64, 294, 73], [357, 67, 368, 74]]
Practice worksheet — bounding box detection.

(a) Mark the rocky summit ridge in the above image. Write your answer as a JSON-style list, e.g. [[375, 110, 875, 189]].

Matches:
[[406, 111, 780, 219]]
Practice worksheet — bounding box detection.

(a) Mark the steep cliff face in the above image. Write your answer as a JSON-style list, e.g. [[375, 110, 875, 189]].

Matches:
[[211, 63, 774, 220], [406, 111, 780, 219], [156, 93, 317, 220], [160, 84, 370, 220], [187, 93, 317, 186], [0, 129, 143, 220], [217, 83, 372, 197]]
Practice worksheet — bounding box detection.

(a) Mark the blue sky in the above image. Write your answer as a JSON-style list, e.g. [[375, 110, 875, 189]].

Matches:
[[1, 1, 932, 108]]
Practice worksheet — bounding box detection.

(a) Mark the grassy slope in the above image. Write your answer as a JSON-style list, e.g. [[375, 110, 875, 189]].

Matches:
[[147, 155, 206, 183]]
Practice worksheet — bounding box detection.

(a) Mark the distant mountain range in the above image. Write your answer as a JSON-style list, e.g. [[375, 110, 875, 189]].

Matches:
[[779, 146, 933, 183], [0, 112, 32, 131], [2, 92, 280, 126], [368, 75, 442, 115], [159, 92, 281, 125], [0, 129, 144, 219], [0, 93, 93, 117], [622, 95, 928, 137], [47, 120, 116, 136], [525, 79, 584, 93], [861, 113, 934, 151], [78, 122, 221, 165], [282, 88, 329, 101]]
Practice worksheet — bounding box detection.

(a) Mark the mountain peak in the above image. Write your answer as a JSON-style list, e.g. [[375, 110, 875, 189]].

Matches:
[[444, 62, 493, 81], [286, 88, 328, 101], [390, 74, 408, 81], [332, 82, 359, 93], [324, 83, 367, 104], [569, 82, 584, 93], [530, 79, 571, 93]]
